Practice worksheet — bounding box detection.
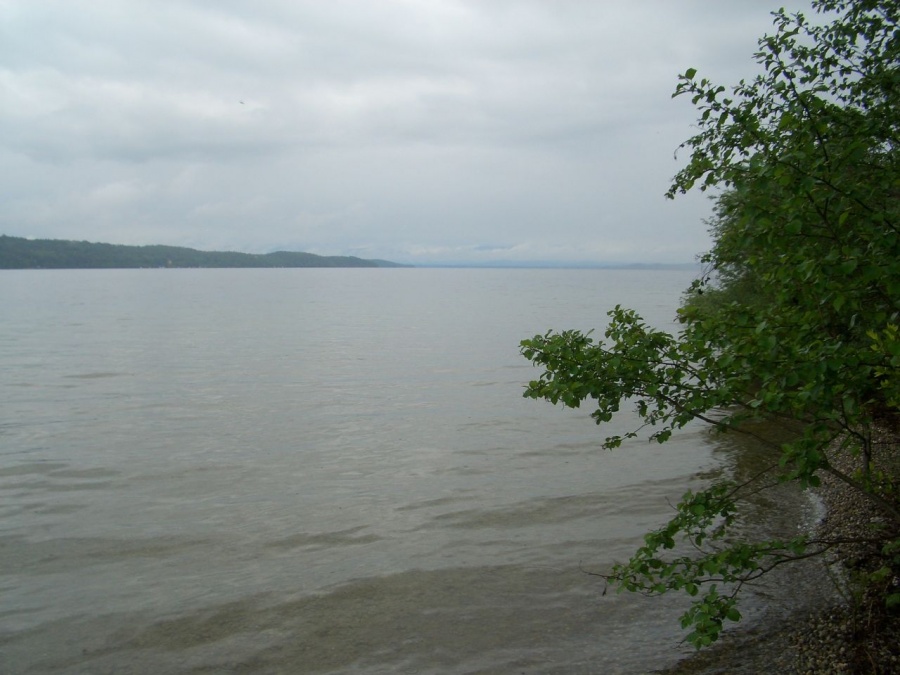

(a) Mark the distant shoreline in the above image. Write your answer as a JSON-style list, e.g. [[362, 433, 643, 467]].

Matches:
[[416, 262, 699, 270], [0, 235, 410, 270], [0, 235, 698, 271]]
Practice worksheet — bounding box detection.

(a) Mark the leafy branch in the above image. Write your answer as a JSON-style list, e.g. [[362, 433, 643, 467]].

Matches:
[[521, 0, 900, 649]]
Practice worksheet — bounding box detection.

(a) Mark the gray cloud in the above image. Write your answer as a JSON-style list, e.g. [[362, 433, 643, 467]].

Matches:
[[1, 0, 812, 264]]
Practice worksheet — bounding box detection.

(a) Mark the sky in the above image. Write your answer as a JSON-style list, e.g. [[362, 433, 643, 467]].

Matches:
[[1, 0, 814, 266]]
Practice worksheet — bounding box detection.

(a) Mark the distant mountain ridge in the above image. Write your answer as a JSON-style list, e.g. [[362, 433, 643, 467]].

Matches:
[[418, 261, 699, 270], [0, 235, 410, 269]]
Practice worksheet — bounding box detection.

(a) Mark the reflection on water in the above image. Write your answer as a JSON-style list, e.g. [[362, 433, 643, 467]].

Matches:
[[0, 269, 819, 673]]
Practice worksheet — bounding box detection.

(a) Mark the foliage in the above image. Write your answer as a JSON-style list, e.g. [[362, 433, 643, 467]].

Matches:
[[521, 0, 900, 648], [0, 235, 405, 269]]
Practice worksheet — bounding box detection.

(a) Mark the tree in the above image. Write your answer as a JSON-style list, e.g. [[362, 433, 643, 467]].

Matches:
[[521, 0, 900, 648]]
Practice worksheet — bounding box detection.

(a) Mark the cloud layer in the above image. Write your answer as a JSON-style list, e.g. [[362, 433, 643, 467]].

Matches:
[[1, 0, 811, 264]]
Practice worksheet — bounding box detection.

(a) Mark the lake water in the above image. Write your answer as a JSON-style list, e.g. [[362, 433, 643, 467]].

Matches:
[[0, 269, 815, 674]]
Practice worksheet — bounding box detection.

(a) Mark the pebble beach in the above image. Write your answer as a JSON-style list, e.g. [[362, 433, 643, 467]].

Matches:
[[661, 429, 900, 674]]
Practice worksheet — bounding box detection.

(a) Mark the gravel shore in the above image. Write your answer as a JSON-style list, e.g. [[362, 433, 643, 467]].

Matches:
[[660, 430, 900, 674], [789, 430, 900, 674]]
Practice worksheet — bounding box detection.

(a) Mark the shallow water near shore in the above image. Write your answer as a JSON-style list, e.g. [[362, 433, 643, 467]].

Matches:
[[1, 268, 822, 673]]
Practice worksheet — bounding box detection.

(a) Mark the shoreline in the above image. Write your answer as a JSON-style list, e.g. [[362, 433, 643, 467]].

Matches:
[[659, 431, 900, 674]]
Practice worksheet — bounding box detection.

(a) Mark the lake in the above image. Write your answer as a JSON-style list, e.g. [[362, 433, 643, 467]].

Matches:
[[0, 268, 815, 674]]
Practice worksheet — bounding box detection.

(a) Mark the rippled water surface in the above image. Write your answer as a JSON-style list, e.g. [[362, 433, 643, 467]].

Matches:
[[1, 268, 805, 674]]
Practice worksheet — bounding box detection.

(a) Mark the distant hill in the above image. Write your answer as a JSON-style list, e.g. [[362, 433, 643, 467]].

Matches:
[[416, 260, 700, 270], [0, 235, 410, 269]]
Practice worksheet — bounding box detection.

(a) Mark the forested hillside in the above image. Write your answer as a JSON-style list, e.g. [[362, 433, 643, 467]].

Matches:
[[0, 235, 407, 269]]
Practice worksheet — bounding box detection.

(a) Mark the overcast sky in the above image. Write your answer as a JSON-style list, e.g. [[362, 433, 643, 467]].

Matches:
[[1, 0, 814, 265]]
